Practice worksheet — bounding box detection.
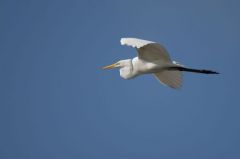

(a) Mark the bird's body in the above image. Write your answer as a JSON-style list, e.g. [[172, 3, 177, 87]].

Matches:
[[103, 38, 218, 89], [120, 57, 172, 79]]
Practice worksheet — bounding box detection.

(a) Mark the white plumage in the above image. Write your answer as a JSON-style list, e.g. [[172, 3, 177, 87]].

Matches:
[[120, 38, 154, 48], [103, 38, 218, 89], [121, 38, 171, 62]]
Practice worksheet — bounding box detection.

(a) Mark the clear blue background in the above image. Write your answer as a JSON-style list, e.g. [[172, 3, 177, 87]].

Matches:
[[1, 0, 240, 158]]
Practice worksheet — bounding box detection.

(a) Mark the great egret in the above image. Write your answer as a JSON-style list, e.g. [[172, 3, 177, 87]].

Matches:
[[103, 38, 219, 89]]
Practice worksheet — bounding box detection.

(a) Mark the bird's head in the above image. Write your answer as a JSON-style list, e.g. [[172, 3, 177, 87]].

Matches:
[[102, 59, 132, 69], [102, 59, 134, 79]]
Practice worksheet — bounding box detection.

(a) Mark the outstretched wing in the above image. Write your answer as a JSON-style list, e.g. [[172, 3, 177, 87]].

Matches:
[[120, 38, 171, 62], [154, 70, 182, 89]]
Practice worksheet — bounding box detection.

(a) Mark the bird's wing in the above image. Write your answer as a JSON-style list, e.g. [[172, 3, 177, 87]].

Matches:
[[154, 70, 182, 89], [120, 38, 171, 62]]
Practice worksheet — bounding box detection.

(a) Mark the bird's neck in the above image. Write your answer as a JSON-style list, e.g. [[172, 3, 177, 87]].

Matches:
[[119, 59, 137, 79]]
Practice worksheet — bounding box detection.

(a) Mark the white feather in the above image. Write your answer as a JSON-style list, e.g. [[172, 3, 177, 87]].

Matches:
[[154, 71, 182, 89], [121, 37, 171, 62], [120, 38, 154, 49]]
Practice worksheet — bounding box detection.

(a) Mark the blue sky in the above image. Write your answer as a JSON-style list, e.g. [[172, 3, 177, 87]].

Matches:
[[1, 0, 240, 158]]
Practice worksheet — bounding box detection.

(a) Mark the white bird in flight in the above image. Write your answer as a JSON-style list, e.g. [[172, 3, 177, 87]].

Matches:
[[102, 38, 219, 89]]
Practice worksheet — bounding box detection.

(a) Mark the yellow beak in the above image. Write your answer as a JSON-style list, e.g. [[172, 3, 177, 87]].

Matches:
[[102, 62, 118, 70]]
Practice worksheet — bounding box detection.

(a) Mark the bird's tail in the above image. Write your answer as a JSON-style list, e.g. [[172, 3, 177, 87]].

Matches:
[[167, 66, 219, 74]]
